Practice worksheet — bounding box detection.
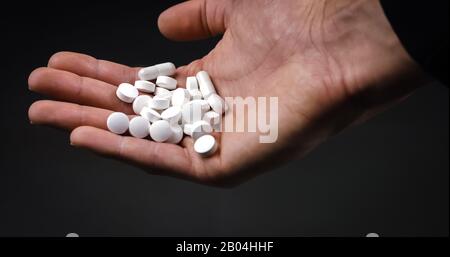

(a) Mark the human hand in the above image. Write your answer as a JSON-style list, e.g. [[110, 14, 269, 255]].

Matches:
[[28, 0, 427, 186]]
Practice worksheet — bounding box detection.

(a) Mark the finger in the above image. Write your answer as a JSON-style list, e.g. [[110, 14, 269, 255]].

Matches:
[[29, 67, 133, 114], [158, 0, 230, 41], [29, 100, 113, 131], [48, 51, 140, 86], [70, 126, 196, 178]]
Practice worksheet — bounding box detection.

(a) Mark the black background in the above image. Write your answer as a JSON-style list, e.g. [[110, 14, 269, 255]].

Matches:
[[0, 1, 448, 237]]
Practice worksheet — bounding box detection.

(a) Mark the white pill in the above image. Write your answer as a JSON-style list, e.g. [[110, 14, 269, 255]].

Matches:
[[149, 96, 170, 110], [166, 125, 184, 145], [155, 87, 171, 96], [132, 95, 152, 115], [161, 106, 182, 124], [156, 76, 177, 90], [129, 117, 150, 139], [138, 62, 176, 81], [203, 111, 221, 126], [140, 107, 161, 123], [116, 83, 139, 103], [207, 93, 228, 114], [150, 120, 172, 143], [194, 135, 218, 157], [182, 101, 205, 123], [196, 71, 217, 99], [155, 63, 176, 77], [189, 89, 203, 100], [193, 99, 211, 112], [171, 88, 190, 107], [107, 112, 129, 135], [186, 76, 199, 91], [191, 120, 213, 140], [135, 80, 156, 93], [184, 124, 193, 136]]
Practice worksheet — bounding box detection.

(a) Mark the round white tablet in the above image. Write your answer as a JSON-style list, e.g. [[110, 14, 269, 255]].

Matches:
[[129, 116, 150, 139], [189, 89, 203, 100], [184, 124, 193, 136], [186, 76, 199, 91], [107, 112, 129, 135], [171, 88, 190, 107], [140, 107, 161, 123], [207, 93, 227, 114], [149, 96, 170, 110], [135, 80, 156, 93], [116, 83, 139, 103], [156, 76, 177, 90], [194, 135, 218, 157], [182, 101, 205, 123], [149, 120, 172, 143], [132, 95, 152, 115], [203, 111, 221, 126], [191, 120, 213, 140], [166, 125, 184, 144], [161, 106, 182, 124], [155, 87, 171, 96]]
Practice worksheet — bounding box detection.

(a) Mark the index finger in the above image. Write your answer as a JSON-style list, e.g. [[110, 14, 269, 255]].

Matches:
[[48, 52, 140, 86]]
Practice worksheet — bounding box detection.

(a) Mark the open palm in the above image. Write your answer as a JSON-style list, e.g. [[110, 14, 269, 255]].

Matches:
[[29, 0, 422, 186]]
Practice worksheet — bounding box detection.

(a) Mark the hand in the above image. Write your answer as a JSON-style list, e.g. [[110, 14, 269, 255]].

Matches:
[[28, 0, 427, 186]]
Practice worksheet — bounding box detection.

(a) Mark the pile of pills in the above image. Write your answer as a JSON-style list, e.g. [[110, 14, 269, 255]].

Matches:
[[106, 63, 227, 157]]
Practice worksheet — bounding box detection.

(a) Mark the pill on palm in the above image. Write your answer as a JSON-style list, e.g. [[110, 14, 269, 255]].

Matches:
[[161, 106, 182, 124], [150, 120, 172, 143], [138, 62, 176, 81], [132, 95, 152, 115], [166, 125, 184, 144], [194, 135, 218, 157], [135, 80, 155, 93], [149, 96, 170, 110], [116, 83, 139, 103], [129, 116, 150, 139], [207, 94, 228, 114], [156, 76, 177, 90], [107, 112, 129, 135], [191, 120, 213, 140], [189, 89, 203, 100], [155, 87, 171, 96], [203, 111, 221, 126], [140, 107, 161, 123], [186, 76, 199, 91], [182, 101, 205, 123], [172, 88, 190, 107], [196, 71, 217, 99]]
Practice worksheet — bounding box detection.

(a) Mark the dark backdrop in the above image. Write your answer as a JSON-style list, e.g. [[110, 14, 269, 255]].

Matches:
[[0, 1, 448, 237]]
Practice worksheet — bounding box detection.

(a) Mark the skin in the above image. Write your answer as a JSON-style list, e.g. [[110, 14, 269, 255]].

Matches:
[[28, 0, 428, 187]]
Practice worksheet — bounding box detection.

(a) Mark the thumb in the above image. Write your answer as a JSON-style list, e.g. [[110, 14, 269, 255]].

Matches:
[[158, 0, 230, 41]]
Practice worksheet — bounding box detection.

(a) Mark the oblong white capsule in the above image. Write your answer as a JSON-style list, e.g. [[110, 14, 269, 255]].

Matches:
[[138, 62, 176, 81], [196, 71, 217, 99]]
